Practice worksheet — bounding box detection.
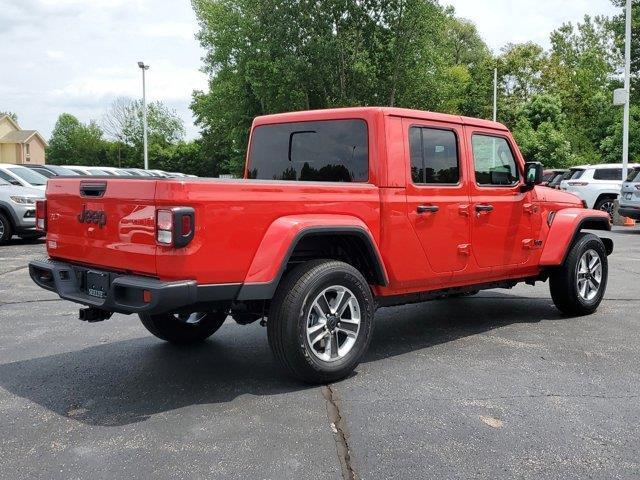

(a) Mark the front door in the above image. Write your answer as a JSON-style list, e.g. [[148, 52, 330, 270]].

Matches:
[[464, 129, 532, 269], [403, 119, 471, 274]]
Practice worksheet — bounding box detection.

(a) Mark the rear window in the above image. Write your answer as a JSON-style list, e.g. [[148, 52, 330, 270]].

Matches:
[[626, 168, 640, 182], [593, 168, 622, 180], [247, 119, 368, 182], [567, 169, 585, 180]]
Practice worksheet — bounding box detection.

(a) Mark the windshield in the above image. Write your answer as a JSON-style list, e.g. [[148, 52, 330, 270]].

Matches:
[[49, 165, 79, 176], [7, 167, 48, 186], [88, 169, 109, 176]]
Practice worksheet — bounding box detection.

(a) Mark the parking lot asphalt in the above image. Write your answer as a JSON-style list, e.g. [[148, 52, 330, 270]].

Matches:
[[0, 227, 639, 480]]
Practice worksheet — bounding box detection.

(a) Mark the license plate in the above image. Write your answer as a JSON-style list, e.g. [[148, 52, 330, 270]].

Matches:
[[624, 193, 633, 200], [86, 270, 109, 298]]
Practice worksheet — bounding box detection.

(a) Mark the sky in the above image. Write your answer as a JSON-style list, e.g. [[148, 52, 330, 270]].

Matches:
[[0, 0, 622, 141]]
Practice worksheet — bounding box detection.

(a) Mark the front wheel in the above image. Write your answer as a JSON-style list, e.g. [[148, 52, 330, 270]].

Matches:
[[0, 213, 13, 245], [139, 309, 228, 344], [549, 233, 608, 316], [267, 260, 375, 384]]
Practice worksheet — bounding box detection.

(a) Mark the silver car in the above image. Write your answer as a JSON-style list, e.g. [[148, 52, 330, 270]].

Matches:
[[0, 178, 44, 244], [619, 167, 640, 221]]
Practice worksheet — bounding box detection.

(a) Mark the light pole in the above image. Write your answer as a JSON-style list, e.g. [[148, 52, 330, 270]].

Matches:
[[622, 0, 632, 182], [138, 61, 150, 170], [493, 67, 498, 122]]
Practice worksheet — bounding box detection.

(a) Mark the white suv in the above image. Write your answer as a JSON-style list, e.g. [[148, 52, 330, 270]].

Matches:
[[560, 163, 640, 217]]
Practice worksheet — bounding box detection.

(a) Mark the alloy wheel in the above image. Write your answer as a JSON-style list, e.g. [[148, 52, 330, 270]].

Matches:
[[576, 249, 603, 301], [306, 285, 361, 362]]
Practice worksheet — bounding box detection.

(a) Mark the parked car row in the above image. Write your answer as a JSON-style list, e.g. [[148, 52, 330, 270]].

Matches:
[[27, 164, 193, 179], [559, 163, 640, 218]]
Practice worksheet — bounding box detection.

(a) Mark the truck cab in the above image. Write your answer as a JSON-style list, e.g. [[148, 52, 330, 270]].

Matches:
[[29, 107, 613, 383]]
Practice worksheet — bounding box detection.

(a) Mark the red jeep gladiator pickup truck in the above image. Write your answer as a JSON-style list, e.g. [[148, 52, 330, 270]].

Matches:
[[29, 107, 613, 383]]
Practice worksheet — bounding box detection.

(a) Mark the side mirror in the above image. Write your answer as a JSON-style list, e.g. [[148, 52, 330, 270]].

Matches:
[[522, 162, 543, 191]]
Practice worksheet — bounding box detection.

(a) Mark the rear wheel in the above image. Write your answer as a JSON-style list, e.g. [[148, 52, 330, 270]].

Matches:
[[550, 233, 608, 316], [267, 259, 375, 384], [0, 213, 13, 245], [139, 309, 228, 344], [594, 197, 616, 219]]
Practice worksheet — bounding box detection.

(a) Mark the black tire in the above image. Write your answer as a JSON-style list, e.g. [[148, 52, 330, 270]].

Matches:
[[594, 197, 616, 219], [267, 259, 375, 384], [550, 233, 608, 316], [0, 212, 13, 245], [139, 309, 228, 344]]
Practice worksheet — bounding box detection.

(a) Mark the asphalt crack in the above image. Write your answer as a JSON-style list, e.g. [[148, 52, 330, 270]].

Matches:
[[0, 266, 28, 277], [0, 298, 64, 307], [322, 384, 357, 480]]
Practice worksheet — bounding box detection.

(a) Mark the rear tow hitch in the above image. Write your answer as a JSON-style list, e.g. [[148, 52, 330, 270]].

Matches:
[[79, 308, 113, 323]]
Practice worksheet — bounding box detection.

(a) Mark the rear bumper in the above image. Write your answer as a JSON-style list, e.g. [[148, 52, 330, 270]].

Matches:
[[29, 258, 240, 315], [618, 206, 640, 220]]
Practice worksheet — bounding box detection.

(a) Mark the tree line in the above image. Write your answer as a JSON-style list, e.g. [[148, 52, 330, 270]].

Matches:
[[42, 0, 639, 175]]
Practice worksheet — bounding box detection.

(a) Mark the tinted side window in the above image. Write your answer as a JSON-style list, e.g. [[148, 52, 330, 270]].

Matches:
[[409, 127, 459, 184], [247, 120, 368, 182], [472, 135, 519, 185], [593, 168, 622, 181]]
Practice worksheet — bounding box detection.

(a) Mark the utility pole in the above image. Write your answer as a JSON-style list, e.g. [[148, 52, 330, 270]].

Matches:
[[493, 67, 498, 122], [138, 61, 150, 170]]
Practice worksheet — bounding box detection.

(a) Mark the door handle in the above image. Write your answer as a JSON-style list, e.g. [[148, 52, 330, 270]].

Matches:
[[475, 204, 494, 213], [417, 205, 439, 214]]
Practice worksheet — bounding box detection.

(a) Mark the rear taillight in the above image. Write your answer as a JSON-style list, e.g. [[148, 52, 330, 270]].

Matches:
[[36, 200, 47, 231], [568, 181, 589, 186], [156, 207, 195, 247]]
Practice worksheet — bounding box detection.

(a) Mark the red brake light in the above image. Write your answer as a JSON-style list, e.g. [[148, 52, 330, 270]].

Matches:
[[181, 214, 192, 236], [36, 200, 47, 231]]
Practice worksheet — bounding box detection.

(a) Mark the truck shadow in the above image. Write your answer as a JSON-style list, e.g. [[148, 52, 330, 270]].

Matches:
[[0, 294, 561, 427]]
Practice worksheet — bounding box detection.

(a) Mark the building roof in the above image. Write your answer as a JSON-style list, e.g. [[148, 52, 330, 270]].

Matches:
[[0, 130, 39, 143], [0, 115, 49, 146]]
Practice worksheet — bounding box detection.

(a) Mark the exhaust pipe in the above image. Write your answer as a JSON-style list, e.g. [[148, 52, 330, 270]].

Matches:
[[79, 308, 113, 323]]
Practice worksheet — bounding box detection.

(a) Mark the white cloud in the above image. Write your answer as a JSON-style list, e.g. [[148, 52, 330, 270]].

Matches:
[[46, 50, 65, 60], [443, 0, 620, 52], [140, 22, 197, 40]]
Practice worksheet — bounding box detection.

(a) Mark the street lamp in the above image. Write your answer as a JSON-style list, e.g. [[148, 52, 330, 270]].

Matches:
[[138, 61, 150, 170]]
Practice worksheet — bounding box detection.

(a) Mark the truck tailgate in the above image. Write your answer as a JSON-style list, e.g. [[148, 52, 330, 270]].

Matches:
[[45, 178, 158, 276]]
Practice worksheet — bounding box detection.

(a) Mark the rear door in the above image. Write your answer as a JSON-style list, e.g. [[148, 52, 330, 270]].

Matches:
[[402, 118, 471, 275], [46, 178, 158, 275], [464, 128, 533, 270]]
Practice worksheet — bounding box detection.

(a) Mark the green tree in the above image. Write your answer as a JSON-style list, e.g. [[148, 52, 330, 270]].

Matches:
[[191, 0, 493, 175], [1, 111, 18, 122], [47, 114, 106, 166]]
